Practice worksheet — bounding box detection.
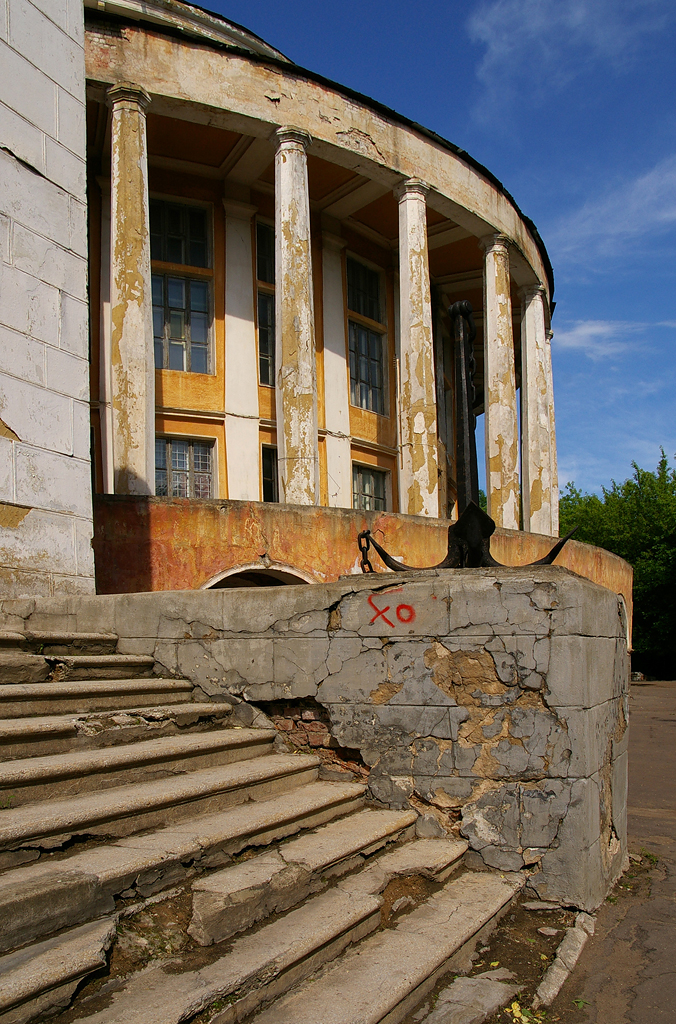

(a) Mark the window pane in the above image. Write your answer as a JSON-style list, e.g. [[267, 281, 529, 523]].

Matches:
[[171, 472, 188, 497], [152, 274, 212, 375], [256, 222, 275, 284], [193, 474, 211, 499], [151, 200, 212, 268], [258, 292, 275, 386], [155, 469, 168, 496], [190, 281, 209, 313], [190, 344, 208, 375], [152, 275, 164, 306], [169, 311, 185, 341], [348, 320, 384, 414], [155, 439, 167, 469], [262, 446, 278, 502], [171, 441, 189, 469], [152, 308, 163, 339], [150, 201, 163, 261], [190, 311, 208, 345], [189, 240, 207, 268], [167, 278, 186, 309], [352, 464, 387, 511], [193, 443, 211, 471], [166, 236, 184, 265], [167, 206, 182, 235], [347, 258, 381, 322], [169, 341, 185, 371]]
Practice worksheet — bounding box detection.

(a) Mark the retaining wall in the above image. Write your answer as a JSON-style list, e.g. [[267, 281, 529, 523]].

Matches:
[[0, 565, 629, 909]]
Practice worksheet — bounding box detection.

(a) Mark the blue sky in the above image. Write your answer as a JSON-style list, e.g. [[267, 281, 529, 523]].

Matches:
[[208, 0, 676, 495]]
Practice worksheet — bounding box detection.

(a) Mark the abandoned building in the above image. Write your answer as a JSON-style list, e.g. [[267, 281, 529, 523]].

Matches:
[[0, 1, 632, 1021]]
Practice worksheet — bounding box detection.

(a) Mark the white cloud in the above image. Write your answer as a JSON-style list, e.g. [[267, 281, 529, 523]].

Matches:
[[467, 0, 673, 115], [552, 319, 648, 359], [549, 154, 676, 263]]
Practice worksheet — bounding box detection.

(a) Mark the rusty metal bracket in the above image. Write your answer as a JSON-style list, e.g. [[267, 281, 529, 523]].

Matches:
[[358, 504, 577, 572]]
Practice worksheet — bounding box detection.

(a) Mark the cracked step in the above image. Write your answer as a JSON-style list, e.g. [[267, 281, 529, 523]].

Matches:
[[65, 840, 485, 1024], [0, 780, 366, 952], [0, 728, 276, 805], [247, 870, 524, 1024], [0, 753, 321, 851], [77, 884, 382, 1024], [0, 678, 195, 717], [47, 655, 155, 681], [0, 703, 234, 759], [189, 807, 423, 944], [0, 917, 116, 1024]]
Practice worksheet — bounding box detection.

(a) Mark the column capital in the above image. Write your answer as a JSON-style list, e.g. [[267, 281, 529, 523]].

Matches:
[[107, 82, 151, 111], [480, 232, 510, 255], [222, 199, 258, 220], [274, 126, 312, 151], [519, 283, 546, 303], [546, 329, 554, 343], [394, 177, 430, 202]]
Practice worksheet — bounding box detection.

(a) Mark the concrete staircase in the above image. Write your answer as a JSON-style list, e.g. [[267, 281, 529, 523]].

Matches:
[[0, 630, 523, 1024]]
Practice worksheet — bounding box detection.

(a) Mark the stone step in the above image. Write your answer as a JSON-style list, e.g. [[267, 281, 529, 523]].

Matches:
[[188, 806, 424, 945], [0, 728, 275, 806], [0, 703, 234, 759], [246, 870, 524, 1024], [0, 780, 366, 953], [47, 655, 155, 681], [65, 840, 485, 1024], [0, 753, 321, 852], [0, 917, 116, 1024], [0, 678, 195, 716], [0, 630, 118, 653]]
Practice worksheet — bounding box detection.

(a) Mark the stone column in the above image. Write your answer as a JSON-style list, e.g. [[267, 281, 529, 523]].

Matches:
[[521, 285, 553, 534], [274, 126, 319, 505], [108, 83, 154, 495], [482, 233, 519, 529], [546, 328, 559, 536], [396, 178, 439, 517], [223, 200, 260, 501], [321, 232, 351, 508]]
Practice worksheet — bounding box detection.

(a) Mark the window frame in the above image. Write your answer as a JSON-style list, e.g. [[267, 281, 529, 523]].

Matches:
[[345, 255, 388, 417], [155, 435, 216, 499], [261, 444, 279, 502], [351, 461, 389, 512], [150, 195, 215, 376], [256, 219, 276, 388]]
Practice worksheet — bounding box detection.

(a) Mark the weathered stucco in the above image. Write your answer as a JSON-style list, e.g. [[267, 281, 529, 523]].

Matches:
[[1, 567, 628, 910], [108, 83, 155, 495], [0, 0, 94, 597], [397, 180, 438, 517], [84, 18, 551, 298], [521, 286, 553, 535], [482, 235, 519, 530], [91, 495, 633, 640], [275, 127, 319, 505]]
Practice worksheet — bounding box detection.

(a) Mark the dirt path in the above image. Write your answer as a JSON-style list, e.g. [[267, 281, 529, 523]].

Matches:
[[547, 680, 676, 1023]]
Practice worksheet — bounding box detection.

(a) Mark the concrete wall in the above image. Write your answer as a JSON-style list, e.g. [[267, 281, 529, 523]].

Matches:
[[0, 0, 94, 597], [0, 566, 629, 909], [91, 495, 633, 640]]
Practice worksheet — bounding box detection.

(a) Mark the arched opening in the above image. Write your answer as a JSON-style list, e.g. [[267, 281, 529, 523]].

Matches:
[[201, 564, 314, 589]]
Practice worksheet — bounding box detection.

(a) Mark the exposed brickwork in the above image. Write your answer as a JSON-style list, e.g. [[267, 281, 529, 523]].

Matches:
[[265, 702, 336, 749]]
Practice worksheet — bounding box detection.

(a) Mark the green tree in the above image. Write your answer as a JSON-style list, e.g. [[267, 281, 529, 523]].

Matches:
[[559, 450, 676, 678]]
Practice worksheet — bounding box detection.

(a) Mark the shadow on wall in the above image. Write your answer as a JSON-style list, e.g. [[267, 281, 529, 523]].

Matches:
[[204, 567, 311, 589]]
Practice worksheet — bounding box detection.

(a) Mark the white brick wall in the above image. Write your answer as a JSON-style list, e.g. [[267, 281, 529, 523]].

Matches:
[[0, 0, 93, 597]]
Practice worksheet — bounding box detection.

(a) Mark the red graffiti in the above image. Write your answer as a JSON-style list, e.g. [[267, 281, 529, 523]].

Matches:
[[368, 593, 394, 627], [396, 604, 415, 623], [368, 595, 416, 627]]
